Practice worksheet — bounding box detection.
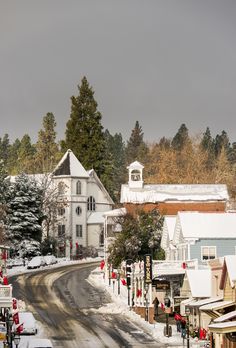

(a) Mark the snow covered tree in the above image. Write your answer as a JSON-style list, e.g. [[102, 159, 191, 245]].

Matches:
[[6, 173, 44, 246], [108, 209, 164, 267], [0, 161, 10, 243]]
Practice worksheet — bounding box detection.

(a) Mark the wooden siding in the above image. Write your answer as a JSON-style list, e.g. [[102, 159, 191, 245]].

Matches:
[[190, 239, 236, 263], [124, 202, 226, 216], [223, 273, 236, 302]]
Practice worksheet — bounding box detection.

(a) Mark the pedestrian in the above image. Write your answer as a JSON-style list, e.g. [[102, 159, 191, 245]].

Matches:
[[181, 319, 187, 339], [153, 297, 159, 320], [174, 312, 182, 333]]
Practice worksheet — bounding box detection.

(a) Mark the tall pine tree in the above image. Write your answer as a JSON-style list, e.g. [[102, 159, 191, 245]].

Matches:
[[36, 112, 60, 173], [62, 76, 113, 192], [125, 121, 148, 165], [171, 123, 191, 151]]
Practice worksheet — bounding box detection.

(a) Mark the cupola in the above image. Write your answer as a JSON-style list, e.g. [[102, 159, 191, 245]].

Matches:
[[127, 161, 144, 188]]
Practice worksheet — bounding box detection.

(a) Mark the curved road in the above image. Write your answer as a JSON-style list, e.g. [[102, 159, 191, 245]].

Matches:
[[10, 263, 166, 348]]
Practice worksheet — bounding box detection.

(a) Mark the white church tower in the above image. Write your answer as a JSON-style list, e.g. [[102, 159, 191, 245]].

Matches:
[[127, 161, 144, 189]]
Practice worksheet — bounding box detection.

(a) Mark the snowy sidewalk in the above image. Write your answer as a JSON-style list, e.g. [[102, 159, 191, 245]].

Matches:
[[87, 267, 197, 347]]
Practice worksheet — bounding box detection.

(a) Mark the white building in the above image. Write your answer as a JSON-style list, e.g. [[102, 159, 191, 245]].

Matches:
[[52, 149, 114, 257]]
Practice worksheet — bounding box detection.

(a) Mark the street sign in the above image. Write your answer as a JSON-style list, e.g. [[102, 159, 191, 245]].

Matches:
[[144, 254, 152, 284]]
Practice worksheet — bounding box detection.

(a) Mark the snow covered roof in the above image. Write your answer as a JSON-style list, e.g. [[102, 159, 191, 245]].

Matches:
[[200, 300, 235, 311], [224, 255, 236, 287], [120, 183, 229, 204], [173, 212, 236, 243], [161, 216, 176, 249], [214, 310, 236, 323], [87, 212, 105, 224], [127, 161, 144, 170], [186, 269, 211, 297], [53, 149, 89, 178], [103, 208, 126, 217]]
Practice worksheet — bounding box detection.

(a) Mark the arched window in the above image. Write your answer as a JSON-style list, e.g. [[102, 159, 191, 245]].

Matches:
[[76, 206, 82, 215], [87, 196, 96, 211], [58, 207, 65, 216], [131, 169, 141, 181], [76, 180, 81, 195], [58, 181, 65, 195]]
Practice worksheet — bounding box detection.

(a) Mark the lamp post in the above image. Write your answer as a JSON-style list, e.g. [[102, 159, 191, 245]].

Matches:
[[117, 267, 121, 295], [6, 312, 13, 348], [144, 283, 149, 321], [13, 333, 20, 348], [164, 296, 171, 337], [185, 306, 190, 348]]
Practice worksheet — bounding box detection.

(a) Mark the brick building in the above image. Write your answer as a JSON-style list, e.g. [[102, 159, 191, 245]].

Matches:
[[120, 161, 229, 215]]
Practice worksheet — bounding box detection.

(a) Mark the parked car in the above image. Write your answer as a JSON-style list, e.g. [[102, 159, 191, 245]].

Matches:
[[26, 338, 53, 348], [43, 255, 57, 266], [18, 312, 37, 335], [27, 256, 47, 269]]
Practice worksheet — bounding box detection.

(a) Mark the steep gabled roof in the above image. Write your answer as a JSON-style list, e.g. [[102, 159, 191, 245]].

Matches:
[[173, 212, 236, 244], [220, 255, 236, 289], [161, 216, 176, 249], [52, 149, 89, 178], [88, 169, 114, 205]]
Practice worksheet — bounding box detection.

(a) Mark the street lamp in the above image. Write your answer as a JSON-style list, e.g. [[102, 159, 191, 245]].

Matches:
[[13, 333, 20, 348], [117, 267, 121, 295], [164, 296, 171, 337], [144, 283, 149, 321], [185, 306, 190, 348]]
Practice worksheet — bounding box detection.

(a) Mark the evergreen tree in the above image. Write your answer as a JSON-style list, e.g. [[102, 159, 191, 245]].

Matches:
[[125, 121, 148, 165], [200, 127, 213, 151], [36, 112, 60, 173], [0, 134, 11, 166], [0, 161, 10, 243], [104, 130, 126, 201], [171, 123, 190, 151], [62, 77, 113, 189], [17, 134, 36, 173], [7, 138, 21, 174], [6, 173, 44, 244], [214, 130, 230, 158]]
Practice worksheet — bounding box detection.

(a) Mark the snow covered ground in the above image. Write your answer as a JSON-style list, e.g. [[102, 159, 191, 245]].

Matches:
[[6, 258, 207, 347]]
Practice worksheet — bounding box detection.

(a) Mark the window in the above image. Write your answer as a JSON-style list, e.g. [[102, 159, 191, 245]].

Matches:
[[76, 180, 81, 195], [131, 170, 141, 181], [58, 181, 65, 195], [58, 207, 65, 216], [99, 230, 104, 247], [87, 196, 96, 211], [201, 246, 216, 260], [76, 225, 83, 238], [76, 206, 82, 215], [58, 225, 65, 238]]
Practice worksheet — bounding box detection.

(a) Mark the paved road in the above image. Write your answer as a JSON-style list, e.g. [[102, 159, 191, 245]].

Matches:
[[10, 263, 169, 348]]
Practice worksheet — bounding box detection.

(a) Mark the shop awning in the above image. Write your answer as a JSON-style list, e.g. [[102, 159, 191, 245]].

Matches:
[[208, 321, 236, 334], [188, 297, 222, 308], [200, 300, 235, 311], [200, 300, 235, 320], [214, 310, 236, 323]]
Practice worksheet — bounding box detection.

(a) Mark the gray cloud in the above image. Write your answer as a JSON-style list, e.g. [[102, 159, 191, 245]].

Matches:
[[0, 0, 236, 143]]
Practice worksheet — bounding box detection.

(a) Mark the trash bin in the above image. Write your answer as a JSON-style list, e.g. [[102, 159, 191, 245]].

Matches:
[[163, 325, 172, 337]]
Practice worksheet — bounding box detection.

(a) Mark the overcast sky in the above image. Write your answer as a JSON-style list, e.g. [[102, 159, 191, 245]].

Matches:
[[1, 0, 236, 144]]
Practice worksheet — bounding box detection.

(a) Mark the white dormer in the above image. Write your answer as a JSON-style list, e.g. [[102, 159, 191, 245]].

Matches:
[[127, 161, 144, 189]]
